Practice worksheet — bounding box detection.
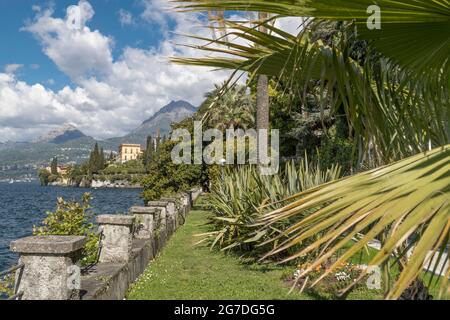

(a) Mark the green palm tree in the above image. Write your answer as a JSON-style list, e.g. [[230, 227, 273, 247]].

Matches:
[[173, 0, 450, 299]]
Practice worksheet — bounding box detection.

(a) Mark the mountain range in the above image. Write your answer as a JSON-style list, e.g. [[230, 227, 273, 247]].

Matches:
[[0, 100, 196, 179]]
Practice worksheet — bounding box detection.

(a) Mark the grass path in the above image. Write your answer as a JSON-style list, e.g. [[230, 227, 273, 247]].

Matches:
[[127, 203, 311, 300]]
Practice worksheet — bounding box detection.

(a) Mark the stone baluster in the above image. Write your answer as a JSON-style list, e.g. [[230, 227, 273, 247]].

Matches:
[[10, 235, 87, 300], [96, 215, 135, 263]]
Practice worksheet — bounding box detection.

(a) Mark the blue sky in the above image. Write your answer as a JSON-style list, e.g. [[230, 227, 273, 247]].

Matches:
[[0, 0, 230, 141], [0, 0, 172, 90]]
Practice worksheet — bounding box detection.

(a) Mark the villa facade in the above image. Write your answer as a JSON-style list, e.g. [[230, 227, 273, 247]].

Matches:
[[118, 144, 142, 163]]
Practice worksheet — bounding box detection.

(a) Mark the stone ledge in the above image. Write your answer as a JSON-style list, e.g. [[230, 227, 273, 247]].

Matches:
[[129, 206, 158, 214], [97, 214, 135, 226], [147, 201, 169, 207], [10, 235, 87, 254], [159, 197, 178, 203]]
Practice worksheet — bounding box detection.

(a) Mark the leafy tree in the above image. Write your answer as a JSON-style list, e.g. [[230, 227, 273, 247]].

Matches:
[[142, 140, 202, 201], [38, 168, 51, 186]]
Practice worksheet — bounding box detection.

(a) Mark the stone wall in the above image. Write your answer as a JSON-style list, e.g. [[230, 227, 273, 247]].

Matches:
[[8, 187, 203, 300]]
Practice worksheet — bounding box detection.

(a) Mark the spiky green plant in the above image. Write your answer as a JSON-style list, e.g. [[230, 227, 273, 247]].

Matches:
[[201, 158, 341, 254]]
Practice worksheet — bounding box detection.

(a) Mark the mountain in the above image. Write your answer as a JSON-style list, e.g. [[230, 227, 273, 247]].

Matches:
[[36, 124, 87, 144], [107, 100, 196, 147], [0, 100, 196, 179]]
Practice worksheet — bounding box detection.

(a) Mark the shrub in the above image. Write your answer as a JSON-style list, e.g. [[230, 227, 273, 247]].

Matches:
[[33, 193, 99, 266], [142, 140, 202, 201], [204, 158, 342, 257]]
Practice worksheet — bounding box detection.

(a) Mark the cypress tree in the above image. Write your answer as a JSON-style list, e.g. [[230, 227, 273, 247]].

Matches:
[[50, 157, 58, 175], [144, 135, 154, 167], [99, 147, 105, 170]]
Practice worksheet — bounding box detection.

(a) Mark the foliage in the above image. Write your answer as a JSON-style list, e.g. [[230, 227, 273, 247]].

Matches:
[[88, 143, 106, 174], [50, 157, 58, 175], [173, 0, 449, 299], [38, 168, 51, 186], [203, 158, 342, 255], [173, 2, 449, 164], [258, 146, 450, 299], [317, 137, 354, 174], [142, 140, 202, 201], [33, 193, 99, 266], [0, 274, 14, 298]]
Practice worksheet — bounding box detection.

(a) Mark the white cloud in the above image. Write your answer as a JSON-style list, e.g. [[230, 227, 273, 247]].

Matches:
[[4, 64, 24, 74], [2, 1, 299, 142], [118, 9, 135, 26], [22, 2, 114, 81], [0, 1, 233, 142]]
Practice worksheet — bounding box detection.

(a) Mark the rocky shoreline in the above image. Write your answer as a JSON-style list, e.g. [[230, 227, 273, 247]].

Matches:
[[48, 179, 142, 189]]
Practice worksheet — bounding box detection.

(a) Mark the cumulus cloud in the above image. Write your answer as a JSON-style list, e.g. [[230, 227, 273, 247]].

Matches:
[[0, 1, 233, 141], [1, 1, 300, 142], [22, 1, 114, 80]]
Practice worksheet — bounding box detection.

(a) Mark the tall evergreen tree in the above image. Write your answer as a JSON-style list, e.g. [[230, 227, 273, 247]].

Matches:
[[50, 157, 58, 175], [89, 143, 101, 174], [144, 135, 154, 167], [99, 147, 105, 170]]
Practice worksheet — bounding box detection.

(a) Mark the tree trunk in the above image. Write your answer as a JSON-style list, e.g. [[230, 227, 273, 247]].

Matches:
[[256, 12, 270, 165]]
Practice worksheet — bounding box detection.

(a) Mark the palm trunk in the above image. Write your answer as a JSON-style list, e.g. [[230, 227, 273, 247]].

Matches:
[[256, 12, 270, 165]]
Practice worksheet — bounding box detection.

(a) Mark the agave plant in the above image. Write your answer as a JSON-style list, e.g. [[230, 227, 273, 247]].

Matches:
[[173, 0, 450, 299]]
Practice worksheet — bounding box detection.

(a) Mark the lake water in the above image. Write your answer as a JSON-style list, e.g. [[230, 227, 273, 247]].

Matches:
[[0, 182, 144, 271]]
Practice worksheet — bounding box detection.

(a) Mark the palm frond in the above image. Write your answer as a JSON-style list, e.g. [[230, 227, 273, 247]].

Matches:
[[257, 145, 450, 299], [175, 0, 450, 78]]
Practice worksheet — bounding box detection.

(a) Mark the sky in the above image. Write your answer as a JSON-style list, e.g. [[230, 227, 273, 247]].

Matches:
[[0, 0, 300, 142]]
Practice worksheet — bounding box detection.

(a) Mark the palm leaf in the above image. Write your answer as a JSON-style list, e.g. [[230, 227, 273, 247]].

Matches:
[[258, 145, 450, 299], [175, 0, 450, 79]]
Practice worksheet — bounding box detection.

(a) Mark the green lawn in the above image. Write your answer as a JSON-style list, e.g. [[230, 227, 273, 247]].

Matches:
[[127, 204, 313, 300], [127, 200, 444, 300]]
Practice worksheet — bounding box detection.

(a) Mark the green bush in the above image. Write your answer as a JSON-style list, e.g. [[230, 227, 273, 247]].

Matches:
[[142, 140, 202, 201], [33, 193, 99, 266], [38, 169, 51, 186]]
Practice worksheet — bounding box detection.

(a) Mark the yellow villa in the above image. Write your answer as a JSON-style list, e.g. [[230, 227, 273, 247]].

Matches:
[[118, 144, 142, 163]]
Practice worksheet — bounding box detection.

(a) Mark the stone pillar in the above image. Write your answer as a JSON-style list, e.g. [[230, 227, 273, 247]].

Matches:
[[160, 198, 180, 229], [146, 202, 169, 249], [129, 207, 157, 240], [10, 235, 87, 300], [96, 215, 135, 263], [148, 201, 175, 236]]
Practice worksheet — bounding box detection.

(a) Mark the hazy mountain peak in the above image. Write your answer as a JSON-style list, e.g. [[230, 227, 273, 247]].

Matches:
[[142, 100, 196, 125], [37, 123, 87, 144]]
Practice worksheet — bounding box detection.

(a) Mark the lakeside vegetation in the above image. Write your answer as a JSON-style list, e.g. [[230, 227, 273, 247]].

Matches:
[[21, 0, 449, 300], [150, 0, 448, 300]]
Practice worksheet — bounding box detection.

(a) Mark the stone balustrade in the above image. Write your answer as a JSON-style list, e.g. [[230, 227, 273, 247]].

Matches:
[[7, 187, 202, 300]]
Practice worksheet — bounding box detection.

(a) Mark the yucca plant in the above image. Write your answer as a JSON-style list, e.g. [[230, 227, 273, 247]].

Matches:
[[201, 158, 341, 255], [173, 0, 450, 299]]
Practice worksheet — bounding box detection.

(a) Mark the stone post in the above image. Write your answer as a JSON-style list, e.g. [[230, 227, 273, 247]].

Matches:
[[10, 235, 87, 300], [129, 207, 158, 240], [96, 215, 135, 263], [146, 202, 170, 249], [148, 201, 175, 236], [160, 198, 181, 229]]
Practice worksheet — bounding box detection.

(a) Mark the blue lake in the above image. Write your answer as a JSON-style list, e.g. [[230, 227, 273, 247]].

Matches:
[[0, 182, 144, 271]]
